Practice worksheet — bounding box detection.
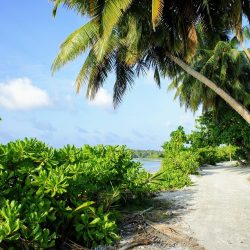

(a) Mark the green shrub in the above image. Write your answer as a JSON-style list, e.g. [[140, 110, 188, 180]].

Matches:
[[159, 127, 200, 189], [196, 146, 219, 165], [0, 138, 156, 248], [196, 145, 238, 165], [216, 145, 238, 162], [160, 150, 200, 189]]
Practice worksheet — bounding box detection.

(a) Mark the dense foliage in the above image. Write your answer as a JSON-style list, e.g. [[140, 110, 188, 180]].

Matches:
[[132, 150, 163, 159], [192, 109, 250, 162], [170, 40, 250, 113], [160, 127, 200, 188], [160, 125, 239, 188], [0, 139, 159, 249], [0, 113, 246, 247]]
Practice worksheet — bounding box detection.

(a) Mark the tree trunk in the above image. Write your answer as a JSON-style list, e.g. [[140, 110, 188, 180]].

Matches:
[[241, 42, 250, 61], [166, 53, 250, 124]]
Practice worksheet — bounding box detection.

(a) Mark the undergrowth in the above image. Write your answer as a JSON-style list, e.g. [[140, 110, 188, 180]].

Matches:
[[0, 138, 163, 249]]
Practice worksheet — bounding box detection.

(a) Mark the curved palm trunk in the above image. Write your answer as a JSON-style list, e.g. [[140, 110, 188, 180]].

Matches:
[[166, 53, 250, 124], [240, 42, 250, 61]]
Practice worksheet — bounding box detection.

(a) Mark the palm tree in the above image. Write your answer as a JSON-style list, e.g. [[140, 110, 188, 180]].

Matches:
[[169, 41, 250, 113], [236, 26, 250, 60], [51, 0, 250, 123]]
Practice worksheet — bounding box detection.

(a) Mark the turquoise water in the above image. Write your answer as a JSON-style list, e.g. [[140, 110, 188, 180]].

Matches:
[[134, 158, 161, 173]]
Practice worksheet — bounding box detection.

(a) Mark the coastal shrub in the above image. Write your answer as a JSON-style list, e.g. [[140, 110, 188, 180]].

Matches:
[[159, 127, 200, 189], [217, 145, 238, 162], [190, 111, 250, 161], [160, 150, 200, 189], [0, 138, 156, 248], [196, 146, 219, 165], [196, 145, 238, 165]]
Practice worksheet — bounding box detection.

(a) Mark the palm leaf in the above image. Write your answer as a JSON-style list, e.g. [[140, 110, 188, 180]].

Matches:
[[231, 0, 243, 41], [52, 0, 63, 17], [113, 60, 134, 106], [187, 24, 198, 60], [93, 32, 119, 62], [154, 66, 161, 87], [124, 16, 142, 65], [87, 53, 114, 99], [152, 0, 164, 31], [101, 0, 132, 38], [75, 50, 96, 93], [52, 17, 99, 73]]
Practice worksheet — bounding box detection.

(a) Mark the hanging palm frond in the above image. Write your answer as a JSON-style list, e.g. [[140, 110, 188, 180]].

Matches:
[[154, 66, 161, 87], [113, 60, 134, 106], [52, 17, 100, 73], [152, 0, 164, 31], [87, 53, 115, 99], [75, 50, 96, 93], [187, 23, 198, 60], [101, 0, 132, 38]]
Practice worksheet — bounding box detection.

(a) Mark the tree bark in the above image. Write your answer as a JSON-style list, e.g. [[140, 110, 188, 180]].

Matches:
[[241, 42, 250, 61], [166, 53, 250, 124]]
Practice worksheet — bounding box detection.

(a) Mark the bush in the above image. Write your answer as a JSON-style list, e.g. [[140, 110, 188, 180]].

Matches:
[[160, 150, 200, 189], [159, 127, 200, 189], [0, 138, 156, 248], [196, 146, 219, 165], [196, 145, 238, 165]]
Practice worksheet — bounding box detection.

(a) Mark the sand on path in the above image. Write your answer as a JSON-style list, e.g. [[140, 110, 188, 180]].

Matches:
[[160, 164, 250, 250]]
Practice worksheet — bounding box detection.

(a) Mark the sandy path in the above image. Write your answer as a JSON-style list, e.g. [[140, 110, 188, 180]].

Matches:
[[160, 164, 250, 250]]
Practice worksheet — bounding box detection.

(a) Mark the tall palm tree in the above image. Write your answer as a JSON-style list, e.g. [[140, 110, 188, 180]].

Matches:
[[51, 0, 250, 123], [169, 41, 250, 113]]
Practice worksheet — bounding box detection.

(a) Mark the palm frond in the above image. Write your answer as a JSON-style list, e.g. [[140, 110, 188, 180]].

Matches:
[[52, 0, 63, 17], [231, 0, 243, 42], [187, 24, 198, 60], [52, 17, 99, 73], [75, 50, 96, 93], [113, 60, 134, 107], [52, 0, 97, 16], [101, 0, 132, 38], [93, 32, 119, 62], [87, 53, 115, 100], [154, 66, 161, 87], [124, 16, 142, 65], [152, 0, 164, 31], [202, 0, 213, 26]]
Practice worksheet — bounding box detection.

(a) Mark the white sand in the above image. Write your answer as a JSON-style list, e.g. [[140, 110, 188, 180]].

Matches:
[[160, 163, 250, 250]]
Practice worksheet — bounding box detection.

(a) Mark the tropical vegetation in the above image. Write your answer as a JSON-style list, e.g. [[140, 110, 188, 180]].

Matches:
[[160, 124, 239, 189], [190, 109, 250, 162], [0, 121, 242, 248], [169, 39, 250, 114], [51, 0, 250, 123], [1, 1, 250, 248], [0, 139, 161, 248]]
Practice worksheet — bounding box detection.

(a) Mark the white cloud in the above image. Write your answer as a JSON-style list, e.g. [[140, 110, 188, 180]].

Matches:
[[0, 78, 51, 110], [88, 88, 113, 109]]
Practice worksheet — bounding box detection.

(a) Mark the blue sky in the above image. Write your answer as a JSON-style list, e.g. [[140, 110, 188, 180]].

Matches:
[[0, 0, 201, 150]]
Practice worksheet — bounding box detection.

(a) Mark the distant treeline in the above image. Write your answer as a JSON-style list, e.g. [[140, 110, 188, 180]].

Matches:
[[132, 149, 163, 159]]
